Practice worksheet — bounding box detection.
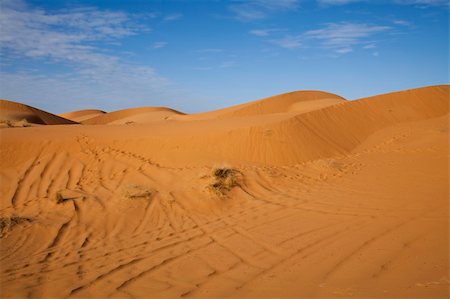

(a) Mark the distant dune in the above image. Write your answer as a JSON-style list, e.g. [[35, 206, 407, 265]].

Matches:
[[0, 85, 448, 299], [82, 107, 185, 125], [0, 99, 77, 126], [58, 109, 106, 123], [178, 90, 346, 120]]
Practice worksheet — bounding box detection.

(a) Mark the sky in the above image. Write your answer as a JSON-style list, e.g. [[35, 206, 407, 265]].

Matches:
[[0, 0, 448, 114]]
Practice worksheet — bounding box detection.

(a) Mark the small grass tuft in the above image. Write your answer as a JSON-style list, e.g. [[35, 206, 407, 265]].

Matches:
[[0, 119, 13, 127], [122, 185, 153, 200], [19, 118, 31, 127], [207, 167, 239, 197], [55, 191, 69, 204], [0, 119, 31, 128], [0, 216, 31, 238]]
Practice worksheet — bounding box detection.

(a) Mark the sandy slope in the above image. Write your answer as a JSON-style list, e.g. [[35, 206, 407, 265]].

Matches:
[[0, 85, 448, 299], [0, 99, 77, 126], [58, 109, 106, 123], [82, 107, 185, 125]]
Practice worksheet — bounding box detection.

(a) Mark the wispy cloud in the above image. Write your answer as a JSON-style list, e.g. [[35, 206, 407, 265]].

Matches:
[[195, 48, 224, 53], [317, 0, 362, 6], [268, 22, 390, 54], [230, 0, 298, 21], [304, 22, 389, 51], [249, 28, 284, 36], [0, 6, 144, 65], [152, 41, 167, 49], [395, 0, 450, 6], [270, 35, 303, 49], [0, 1, 177, 111], [363, 43, 376, 49], [393, 19, 412, 26], [163, 13, 183, 21]]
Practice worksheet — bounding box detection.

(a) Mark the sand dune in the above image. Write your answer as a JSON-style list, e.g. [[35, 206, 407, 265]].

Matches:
[[0, 99, 77, 126], [176, 90, 346, 121], [82, 107, 185, 125], [58, 109, 106, 123], [0, 85, 448, 299]]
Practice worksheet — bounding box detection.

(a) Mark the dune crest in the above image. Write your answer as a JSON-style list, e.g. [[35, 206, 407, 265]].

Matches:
[[0, 99, 77, 126], [178, 90, 346, 121], [58, 109, 106, 123], [82, 106, 185, 125]]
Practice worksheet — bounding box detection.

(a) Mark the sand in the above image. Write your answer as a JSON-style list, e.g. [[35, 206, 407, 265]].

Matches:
[[58, 110, 106, 123], [0, 85, 448, 298]]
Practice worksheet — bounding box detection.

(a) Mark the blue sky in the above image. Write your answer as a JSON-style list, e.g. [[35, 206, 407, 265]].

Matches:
[[0, 0, 448, 113]]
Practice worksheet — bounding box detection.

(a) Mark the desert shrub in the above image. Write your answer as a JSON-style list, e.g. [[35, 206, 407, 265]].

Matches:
[[0, 119, 13, 127], [0, 119, 31, 128], [208, 167, 239, 197], [19, 119, 31, 127], [122, 185, 153, 200], [55, 191, 70, 204], [0, 216, 31, 238]]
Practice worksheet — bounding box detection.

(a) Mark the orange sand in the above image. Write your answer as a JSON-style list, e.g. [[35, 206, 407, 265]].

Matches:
[[0, 85, 448, 298]]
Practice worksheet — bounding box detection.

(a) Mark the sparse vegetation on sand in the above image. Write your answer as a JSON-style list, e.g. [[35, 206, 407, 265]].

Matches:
[[0, 216, 31, 238], [208, 167, 239, 197], [123, 185, 153, 200], [55, 191, 70, 204], [0, 119, 13, 127], [55, 191, 74, 204], [0, 119, 31, 128]]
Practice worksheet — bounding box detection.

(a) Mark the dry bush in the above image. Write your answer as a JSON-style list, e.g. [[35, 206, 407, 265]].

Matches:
[[18, 119, 31, 127], [0, 216, 31, 238], [0, 119, 31, 128], [207, 167, 240, 197], [55, 192, 67, 204], [122, 185, 153, 200], [0, 119, 13, 127]]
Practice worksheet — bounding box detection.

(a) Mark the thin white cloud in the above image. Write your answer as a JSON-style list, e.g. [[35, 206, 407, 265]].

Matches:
[[249, 28, 283, 36], [395, 0, 450, 6], [163, 13, 183, 21], [230, 0, 298, 21], [0, 1, 178, 110], [363, 43, 376, 49], [335, 47, 353, 54], [393, 19, 412, 26], [0, 3, 146, 67], [304, 22, 389, 53], [317, 0, 362, 5], [250, 29, 271, 36], [152, 41, 167, 49], [268, 22, 389, 54], [270, 35, 303, 49]]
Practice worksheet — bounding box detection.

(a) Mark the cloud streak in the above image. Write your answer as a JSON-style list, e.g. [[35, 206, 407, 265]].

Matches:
[[317, 0, 362, 6], [268, 22, 390, 54], [0, 1, 179, 111], [230, 0, 298, 21]]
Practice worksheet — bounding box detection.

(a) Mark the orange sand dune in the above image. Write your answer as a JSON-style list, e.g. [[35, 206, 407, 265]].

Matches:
[[177, 90, 346, 120], [58, 109, 106, 123], [0, 99, 77, 126], [0, 85, 448, 299], [82, 107, 185, 125]]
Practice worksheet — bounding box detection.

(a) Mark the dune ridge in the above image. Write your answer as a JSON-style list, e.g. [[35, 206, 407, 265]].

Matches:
[[0, 99, 77, 126], [58, 109, 106, 123], [82, 107, 185, 125]]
